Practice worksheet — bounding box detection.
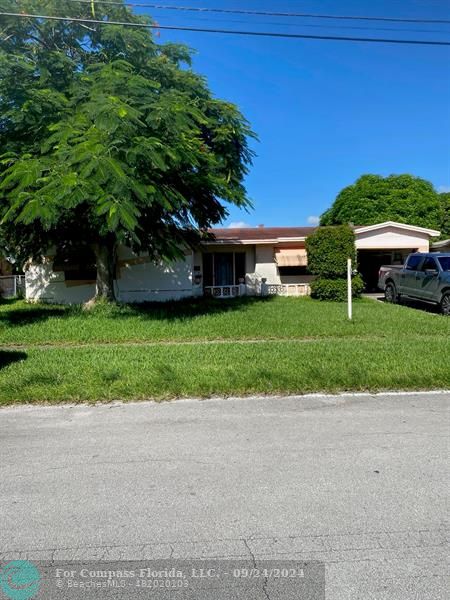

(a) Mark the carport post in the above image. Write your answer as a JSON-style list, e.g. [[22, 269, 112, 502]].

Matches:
[[347, 258, 352, 320]]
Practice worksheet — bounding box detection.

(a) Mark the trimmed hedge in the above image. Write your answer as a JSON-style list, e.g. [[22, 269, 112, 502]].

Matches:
[[306, 224, 364, 301], [310, 275, 365, 302], [306, 224, 357, 278]]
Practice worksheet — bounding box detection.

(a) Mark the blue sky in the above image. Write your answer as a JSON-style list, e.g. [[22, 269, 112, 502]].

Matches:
[[140, 0, 450, 227]]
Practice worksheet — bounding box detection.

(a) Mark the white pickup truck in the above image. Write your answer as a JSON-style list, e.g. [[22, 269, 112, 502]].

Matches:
[[378, 253, 450, 315]]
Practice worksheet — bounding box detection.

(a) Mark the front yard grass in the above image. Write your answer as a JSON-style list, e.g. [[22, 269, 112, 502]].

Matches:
[[0, 296, 448, 404]]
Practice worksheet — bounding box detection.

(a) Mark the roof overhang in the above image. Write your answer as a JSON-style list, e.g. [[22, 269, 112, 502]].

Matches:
[[204, 222, 441, 247], [354, 221, 441, 237], [204, 237, 306, 246], [431, 239, 450, 249]]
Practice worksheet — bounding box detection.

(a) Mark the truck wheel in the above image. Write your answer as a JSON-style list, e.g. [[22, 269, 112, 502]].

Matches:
[[385, 282, 397, 304], [441, 292, 450, 316]]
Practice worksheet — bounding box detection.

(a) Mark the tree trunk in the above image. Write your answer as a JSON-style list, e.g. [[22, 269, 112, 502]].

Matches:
[[92, 241, 116, 303]]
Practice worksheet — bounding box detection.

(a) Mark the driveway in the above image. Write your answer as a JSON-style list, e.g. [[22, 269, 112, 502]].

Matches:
[[364, 292, 443, 314], [0, 393, 448, 599]]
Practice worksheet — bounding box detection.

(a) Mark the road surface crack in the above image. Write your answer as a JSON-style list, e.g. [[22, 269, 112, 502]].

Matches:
[[243, 539, 270, 600]]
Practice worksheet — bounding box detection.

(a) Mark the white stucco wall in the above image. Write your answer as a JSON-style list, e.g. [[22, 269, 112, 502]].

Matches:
[[355, 226, 430, 252], [252, 245, 312, 288], [25, 261, 96, 304], [117, 247, 193, 303], [254, 246, 279, 283], [26, 247, 194, 304]]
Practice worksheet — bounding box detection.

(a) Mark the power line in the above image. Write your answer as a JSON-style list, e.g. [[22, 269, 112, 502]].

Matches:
[[140, 14, 450, 36], [2, 12, 450, 45], [65, 0, 450, 25], [72, 2, 450, 36]]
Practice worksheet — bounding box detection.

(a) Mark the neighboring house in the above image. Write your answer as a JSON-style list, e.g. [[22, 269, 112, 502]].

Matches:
[[25, 221, 440, 303], [431, 239, 450, 253]]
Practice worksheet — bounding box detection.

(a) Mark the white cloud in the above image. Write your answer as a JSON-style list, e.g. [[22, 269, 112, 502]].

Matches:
[[307, 215, 320, 226], [438, 185, 450, 193], [227, 221, 251, 228]]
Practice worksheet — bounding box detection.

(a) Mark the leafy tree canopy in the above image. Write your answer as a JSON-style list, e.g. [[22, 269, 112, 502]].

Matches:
[[439, 192, 450, 239], [0, 0, 255, 299], [320, 174, 443, 233]]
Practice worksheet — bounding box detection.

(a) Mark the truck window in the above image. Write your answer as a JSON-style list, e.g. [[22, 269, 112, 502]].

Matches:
[[405, 255, 422, 270], [421, 257, 438, 272], [438, 257, 450, 271]]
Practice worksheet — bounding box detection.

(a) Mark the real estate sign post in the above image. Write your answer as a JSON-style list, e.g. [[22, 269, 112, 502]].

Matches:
[[347, 258, 353, 320]]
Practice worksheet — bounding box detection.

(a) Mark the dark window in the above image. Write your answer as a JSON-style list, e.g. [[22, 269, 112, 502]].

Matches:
[[438, 257, 450, 271], [53, 247, 97, 281], [203, 252, 247, 286], [405, 255, 422, 271], [278, 266, 308, 276], [421, 257, 438, 272]]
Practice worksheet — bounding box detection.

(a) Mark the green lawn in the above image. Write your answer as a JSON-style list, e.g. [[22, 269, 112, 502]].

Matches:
[[0, 296, 448, 404]]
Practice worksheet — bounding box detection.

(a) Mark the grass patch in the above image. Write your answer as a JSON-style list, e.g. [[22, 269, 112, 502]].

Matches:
[[0, 296, 448, 345], [0, 338, 448, 404], [0, 297, 448, 404]]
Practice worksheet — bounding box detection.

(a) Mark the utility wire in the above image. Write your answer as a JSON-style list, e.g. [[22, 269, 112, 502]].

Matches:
[[75, 2, 450, 35], [2, 12, 450, 45], [140, 14, 450, 36], [64, 0, 450, 25]]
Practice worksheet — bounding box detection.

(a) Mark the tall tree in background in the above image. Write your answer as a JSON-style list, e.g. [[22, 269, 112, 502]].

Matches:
[[320, 174, 442, 232], [439, 193, 450, 238], [0, 0, 254, 301]]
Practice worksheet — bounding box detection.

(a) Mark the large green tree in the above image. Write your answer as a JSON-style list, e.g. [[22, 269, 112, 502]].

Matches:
[[439, 192, 450, 238], [0, 0, 254, 300], [320, 174, 442, 232]]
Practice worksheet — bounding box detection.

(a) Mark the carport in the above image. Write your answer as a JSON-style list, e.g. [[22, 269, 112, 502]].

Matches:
[[357, 249, 412, 291], [354, 222, 441, 291]]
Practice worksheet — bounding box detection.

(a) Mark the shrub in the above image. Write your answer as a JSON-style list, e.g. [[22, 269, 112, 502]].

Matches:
[[310, 275, 365, 302], [306, 224, 364, 301], [306, 225, 357, 278]]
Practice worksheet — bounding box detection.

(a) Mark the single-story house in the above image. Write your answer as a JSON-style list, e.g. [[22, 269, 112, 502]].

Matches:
[[25, 221, 441, 303], [431, 239, 450, 253]]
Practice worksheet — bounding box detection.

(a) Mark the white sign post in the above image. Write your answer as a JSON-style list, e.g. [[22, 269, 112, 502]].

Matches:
[[347, 258, 352, 320]]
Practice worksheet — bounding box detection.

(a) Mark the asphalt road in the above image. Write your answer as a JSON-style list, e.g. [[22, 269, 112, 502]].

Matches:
[[0, 393, 448, 599]]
